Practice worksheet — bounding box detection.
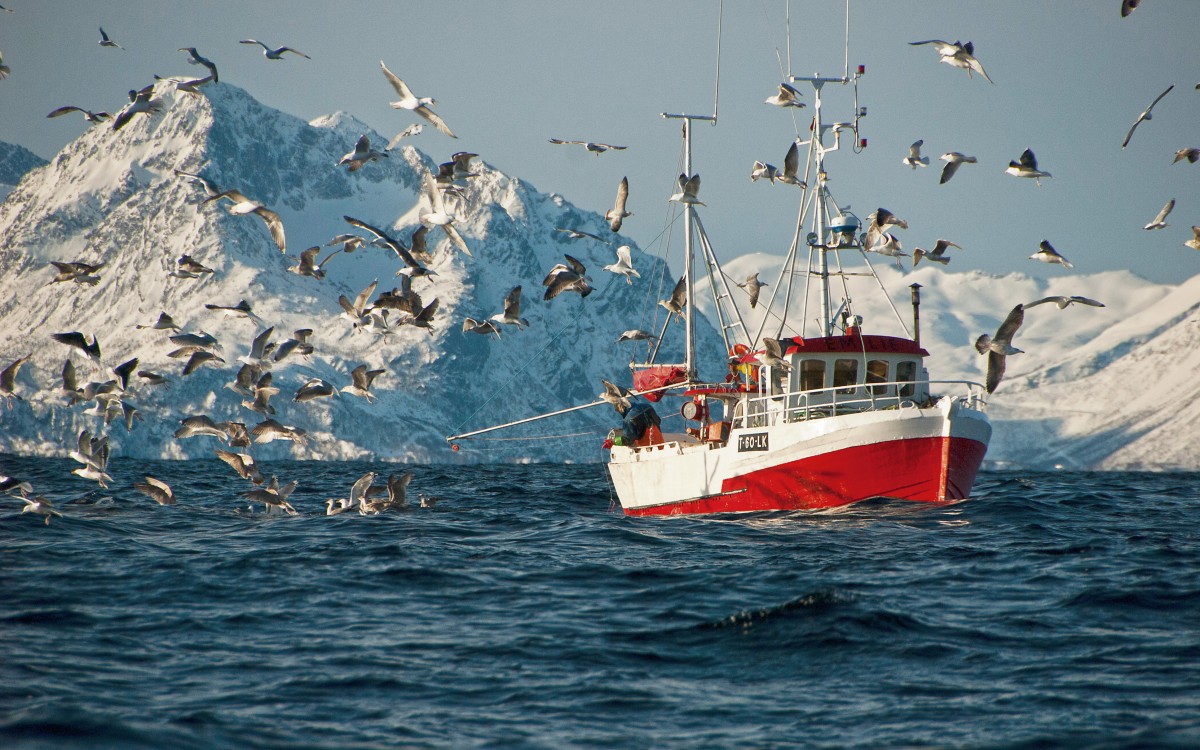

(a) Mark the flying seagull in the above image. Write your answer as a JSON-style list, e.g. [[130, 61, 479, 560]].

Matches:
[[462, 317, 501, 338], [975, 304, 1025, 394], [51, 331, 101, 363], [599, 379, 632, 415], [1025, 296, 1105, 309], [736, 273, 768, 308], [909, 39, 993, 83], [939, 152, 977, 184], [490, 285, 529, 329], [98, 27, 124, 50], [386, 123, 423, 151], [338, 134, 388, 172], [605, 176, 632, 232], [554, 227, 607, 243], [548, 139, 626, 154], [47, 105, 111, 123], [1174, 148, 1200, 164], [669, 173, 704, 206], [1186, 227, 1200, 252], [542, 255, 593, 301], [1005, 148, 1052, 185], [204, 189, 286, 253], [1121, 0, 1141, 16], [179, 47, 218, 82], [0, 355, 30, 407], [903, 140, 929, 169], [111, 88, 160, 132], [1143, 198, 1174, 230], [659, 277, 687, 318], [133, 476, 175, 506], [341, 364, 385, 403], [240, 39, 310, 60], [0, 50, 8, 80], [602, 245, 640, 284], [617, 330, 656, 343], [1121, 84, 1173, 149], [764, 82, 805, 107], [913, 239, 962, 267], [1029, 240, 1073, 269], [419, 172, 471, 256], [380, 60, 456, 138]]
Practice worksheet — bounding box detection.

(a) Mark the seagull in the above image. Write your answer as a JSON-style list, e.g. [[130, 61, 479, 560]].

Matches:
[[913, 239, 962, 267], [51, 331, 101, 363], [179, 47, 218, 82], [215, 449, 264, 484], [400, 297, 440, 336], [111, 88, 161, 131], [764, 82, 805, 107], [419, 172, 471, 256], [669, 173, 704, 205], [69, 430, 112, 487], [47, 105, 111, 123], [602, 245, 640, 284], [0, 49, 8, 80], [325, 233, 367, 254], [1025, 296, 1105, 309], [736, 273, 768, 308], [240, 39, 310, 60], [909, 39, 993, 83], [343, 216, 429, 277], [380, 60, 456, 138], [237, 326, 275, 368], [543, 255, 593, 300], [22, 496, 63, 525], [750, 161, 781, 183], [174, 415, 231, 440], [294, 377, 337, 403], [1029, 240, 1073, 269], [975, 304, 1024, 394], [1173, 148, 1199, 164], [169, 330, 220, 351], [273, 329, 314, 364], [204, 189, 286, 253], [1121, 0, 1141, 16], [173, 168, 222, 199], [341, 364, 385, 402], [0, 355, 29, 407], [759, 337, 792, 372], [173, 254, 215, 278], [599, 379, 632, 415], [490, 285, 529, 329], [154, 73, 214, 96], [778, 142, 806, 187], [338, 279, 378, 328], [98, 27, 124, 50], [554, 227, 607, 243], [605, 176, 632, 232], [205, 299, 264, 326], [338, 134, 388, 172], [1005, 148, 1052, 186], [1144, 198, 1175, 230], [244, 476, 299, 515], [903, 140, 929, 169], [133, 476, 175, 506], [659, 277, 687, 318], [288, 245, 341, 280], [866, 232, 909, 268], [1122, 84, 1174, 149], [939, 152, 977, 184], [462, 317, 502, 337], [251, 419, 307, 446], [617, 330, 657, 343], [1186, 227, 1200, 252], [385, 123, 423, 151], [548, 139, 626, 154], [47, 260, 104, 285], [182, 349, 225, 376]]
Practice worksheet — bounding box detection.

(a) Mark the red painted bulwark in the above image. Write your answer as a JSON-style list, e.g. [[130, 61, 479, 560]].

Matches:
[[783, 334, 928, 357], [623, 436, 987, 516]]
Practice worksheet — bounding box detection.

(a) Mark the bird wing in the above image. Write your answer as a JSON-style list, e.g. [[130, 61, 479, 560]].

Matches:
[[503, 286, 523, 317], [251, 206, 286, 253], [565, 254, 587, 276], [47, 105, 85, 119], [615, 245, 633, 266], [1019, 149, 1038, 169], [1149, 198, 1175, 225], [994, 304, 1025, 346], [416, 105, 456, 138], [379, 61, 415, 101], [354, 280, 379, 314], [939, 160, 962, 184], [612, 176, 629, 214], [441, 223, 471, 256], [985, 350, 1006, 394], [783, 142, 800, 178], [670, 276, 688, 308], [422, 171, 446, 214], [549, 139, 586, 146]]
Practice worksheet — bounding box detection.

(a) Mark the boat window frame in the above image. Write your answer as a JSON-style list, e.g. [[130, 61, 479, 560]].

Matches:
[[896, 360, 917, 398], [799, 359, 826, 392], [833, 358, 859, 395], [866, 359, 890, 396]]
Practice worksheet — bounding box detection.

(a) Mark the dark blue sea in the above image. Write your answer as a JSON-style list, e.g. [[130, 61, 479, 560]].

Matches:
[[2, 458, 1198, 750]]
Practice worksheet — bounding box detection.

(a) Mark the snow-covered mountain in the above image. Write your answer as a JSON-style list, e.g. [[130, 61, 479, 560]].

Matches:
[[0, 140, 47, 201], [0, 81, 722, 463]]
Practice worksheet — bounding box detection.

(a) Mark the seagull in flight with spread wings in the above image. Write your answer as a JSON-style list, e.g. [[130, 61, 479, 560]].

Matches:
[[380, 60, 456, 138], [975, 304, 1024, 394], [240, 39, 310, 60], [204, 189, 286, 253], [549, 139, 627, 154], [1122, 84, 1174, 149]]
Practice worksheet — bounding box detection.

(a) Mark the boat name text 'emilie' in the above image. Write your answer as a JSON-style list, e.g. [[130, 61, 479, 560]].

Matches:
[[737, 433, 769, 452]]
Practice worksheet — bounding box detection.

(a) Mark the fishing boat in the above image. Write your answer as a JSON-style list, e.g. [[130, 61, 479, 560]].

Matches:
[[449, 15, 991, 516]]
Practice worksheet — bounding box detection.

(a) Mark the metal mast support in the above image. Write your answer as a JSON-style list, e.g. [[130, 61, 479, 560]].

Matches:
[[662, 112, 715, 381]]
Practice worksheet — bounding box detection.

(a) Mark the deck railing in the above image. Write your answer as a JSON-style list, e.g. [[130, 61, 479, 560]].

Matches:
[[730, 379, 988, 430]]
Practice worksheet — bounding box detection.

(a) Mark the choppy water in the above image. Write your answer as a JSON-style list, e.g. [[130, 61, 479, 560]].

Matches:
[[2, 457, 1199, 749]]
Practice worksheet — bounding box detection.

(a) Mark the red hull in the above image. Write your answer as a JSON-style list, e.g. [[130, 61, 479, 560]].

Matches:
[[622, 435, 987, 517]]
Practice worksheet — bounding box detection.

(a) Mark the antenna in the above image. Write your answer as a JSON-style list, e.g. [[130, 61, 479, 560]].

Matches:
[[711, 0, 724, 122], [843, 0, 851, 81]]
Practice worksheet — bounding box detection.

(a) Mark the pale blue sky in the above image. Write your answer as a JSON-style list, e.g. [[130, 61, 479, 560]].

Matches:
[[1, 1, 1198, 283]]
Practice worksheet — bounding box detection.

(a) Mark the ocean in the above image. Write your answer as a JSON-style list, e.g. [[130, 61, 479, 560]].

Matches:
[[2, 458, 1198, 749]]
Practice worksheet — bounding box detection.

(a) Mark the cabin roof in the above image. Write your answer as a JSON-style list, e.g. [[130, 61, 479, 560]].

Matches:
[[782, 334, 928, 357]]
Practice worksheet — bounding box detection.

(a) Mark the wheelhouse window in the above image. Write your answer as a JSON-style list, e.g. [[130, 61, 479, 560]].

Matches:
[[866, 359, 889, 395], [833, 359, 859, 394], [897, 360, 917, 397], [799, 360, 825, 391]]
